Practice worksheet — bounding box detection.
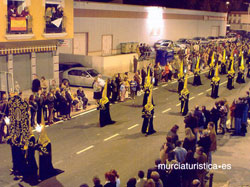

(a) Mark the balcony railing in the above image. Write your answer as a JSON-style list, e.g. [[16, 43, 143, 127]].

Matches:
[[44, 16, 66, 33], [6, 15, 33, 34]]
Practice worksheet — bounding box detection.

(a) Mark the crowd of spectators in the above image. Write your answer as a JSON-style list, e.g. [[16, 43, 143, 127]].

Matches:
[[83, 89, 249, 187]]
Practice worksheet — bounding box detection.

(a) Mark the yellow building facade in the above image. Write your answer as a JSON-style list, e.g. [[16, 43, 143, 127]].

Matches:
[[0, 0, 74, 91]]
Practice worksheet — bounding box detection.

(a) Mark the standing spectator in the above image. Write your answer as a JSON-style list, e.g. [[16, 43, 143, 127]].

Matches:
[[194, 147, 207, 187], [182, 151, 198, 187], [111, 77, 118, 103], [162, 64, 170, 82], [116, 73, 122, 100], [210, 103, 220, 134], [46, 91, 55, 125], [207, 122, 217, 164], [134, 71, 141, 94], [120, 81, 126, 102], [173, 140, 187, 163], [32, 75, 40, 94], [233, 99, 242, 136], [150, 172, 163, 187], [35, 90, 43, 124], [167, 125, 179, 146], [93, 176, 103, 187], [127, 178, 137, 187], [201, 106, 210, 129], [229, 100, 236, 129], [147, 158, 167, 186], [136, 171, 147, 187], [40, 76, 48, 94], [49, 79, 57, 92], [194, 106, 205, 130], [104, 172, 116, 187], [141, 66, 147, 88], [219, 101, 228, 134], [65, 89, 73, 120], [29, 95, 38, 127], [144, 179, 155, 187], [60, 91, 68, 121], [184, 113, 198, 135], [133, 56, 138, 73], [154, 63, 162, 86], [93, 77, 102, 104], [197, 130, 211, 158], [110, 170, 120, 187], [130, 79, 137, 100], [183, 127, 196, 152]]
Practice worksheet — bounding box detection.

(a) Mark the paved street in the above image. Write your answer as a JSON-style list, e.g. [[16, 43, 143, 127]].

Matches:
[[1, 71, 250, 187]]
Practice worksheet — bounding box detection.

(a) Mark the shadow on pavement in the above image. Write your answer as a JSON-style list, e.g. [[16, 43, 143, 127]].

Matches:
[[120, 131, 167, 140]]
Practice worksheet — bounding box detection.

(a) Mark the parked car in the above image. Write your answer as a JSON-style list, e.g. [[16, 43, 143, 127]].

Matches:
[[154, 39, 173, 49], [59, 62, 85, 72], [207, 36, 216, 42], [59, 62, 85, 83], [176, 38, 190, 48], [189, 37, 202, 44], [200, 37, 209, 45], [61, 67, 108, 87]]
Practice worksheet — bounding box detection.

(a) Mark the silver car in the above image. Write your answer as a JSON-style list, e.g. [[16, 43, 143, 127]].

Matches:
[[62, 67, 107, 87]]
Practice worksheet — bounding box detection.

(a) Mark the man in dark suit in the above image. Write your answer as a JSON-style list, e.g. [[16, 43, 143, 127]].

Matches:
[[147, 158, 167, 186]]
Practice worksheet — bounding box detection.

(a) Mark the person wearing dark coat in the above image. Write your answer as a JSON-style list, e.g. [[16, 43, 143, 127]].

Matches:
[[141, 85, 156, 136], [236, 55, 246, 84], [99, 81, 115, 127], [141, 67, 147, 89], [24, 134, 38, 184], [32, 75, 41, 93], [35, 91, 43, 124], [65, 90, 73, 120], [179, 75, 189, 116], [29, 95, 38, 127], [110, 77, 118, 103], [147, 159, 167, 187], [193, 56, 202, 86], [197, 130, 211, 157], [202, 106, 211, 129], [37, 121, 62, 181], [210, 104, 220, 134], [77, 87, 88, 109], [59, 91, 68, 120], [211, 64, 220, 99], [184, 113, 198, 135]]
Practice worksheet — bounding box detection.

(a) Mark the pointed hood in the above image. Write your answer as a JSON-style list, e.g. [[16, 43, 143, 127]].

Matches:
[[144, 87, 154, 112], [144, 68, 152, 89], [38, 111, 50, 147], [99, 80, 109, 107], [210, 52, 215, 67], [178, 60, 184, 79], [212, 63, 220, 82], [181, 74, 189, 95], [228, 58, 235, 75], [230, 48, 235, 60], [195, 56, 200, 72], [240, 54, 245, 71], [222, 49, 226, 63]]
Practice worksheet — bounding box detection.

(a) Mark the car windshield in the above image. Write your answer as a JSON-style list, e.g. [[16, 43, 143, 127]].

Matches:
[[87, 69, 99, 77]]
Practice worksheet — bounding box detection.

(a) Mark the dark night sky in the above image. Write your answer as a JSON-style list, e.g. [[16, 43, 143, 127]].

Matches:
[[76, 0, 250, 12]]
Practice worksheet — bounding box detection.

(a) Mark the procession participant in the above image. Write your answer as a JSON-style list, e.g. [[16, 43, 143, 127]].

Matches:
[[193, 56, 202, 86], [7, 95, 29, 179], [177, 60, 184, 94], [37, 113, 62, 180], [23, 127, 38, 184], [236, 54, 246, 84], [143, 69, 153, 107], [227, 58, 235, 90], [98, 81, 115, 127], [208, 52, 215, 79], [141, 87, 156, 136], [220, 49, 227, 74], [246, 52, 250, 78], [211, 63, 220, 99], [179, 75, 189, 116]]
